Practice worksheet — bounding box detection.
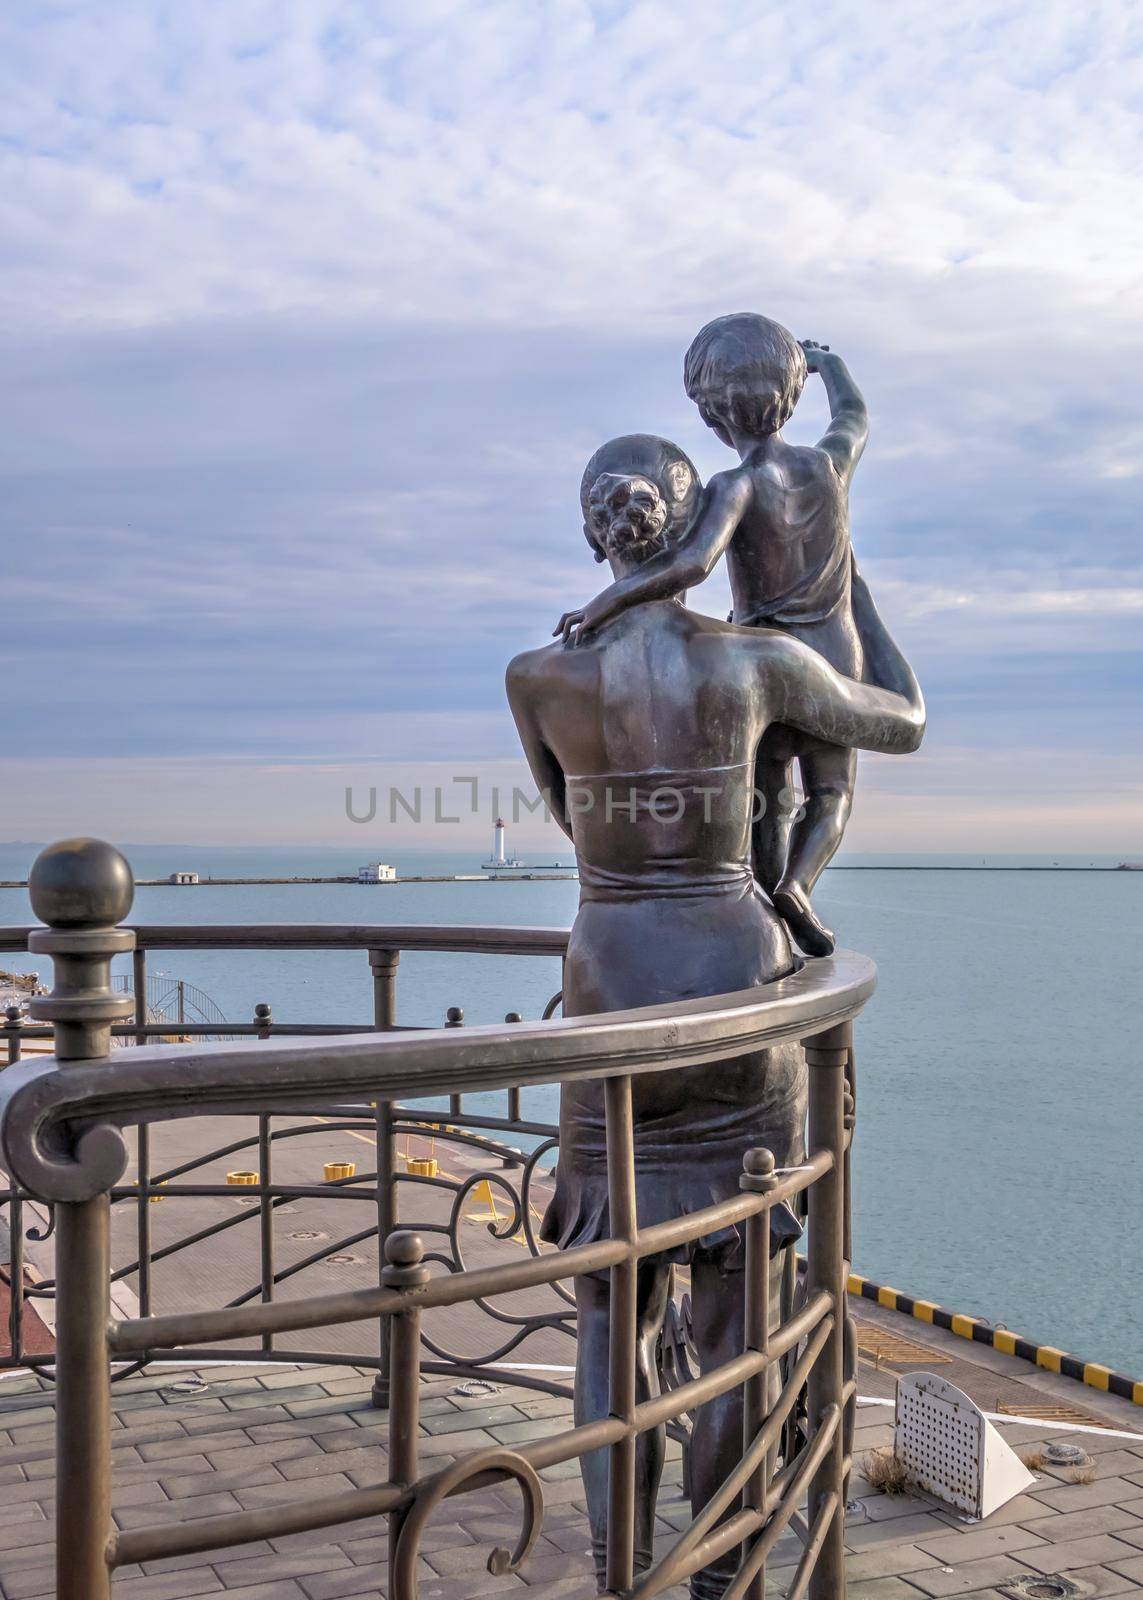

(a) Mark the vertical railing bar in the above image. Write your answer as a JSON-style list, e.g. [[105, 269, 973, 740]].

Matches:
[[740, 1148, 776, 1600], [804, 1021, 850, 1600], [9, 1190, 25, 1363], [369, 948, 400, 1409], [258, 1112, 274, 1353], [604, 1073, 638, 1594], [56, 1195, 114, 1599], [445, 1005, 463, 1120], [842, 1041, 858, 1500], [504, 1013, 523, 1126], [133, 948, 152, 1320], [4, 1005, 24, 1064], [254, 1002, 275, 1355], [384, 1231, 428, 1593], [26, 839, 137, 1600]]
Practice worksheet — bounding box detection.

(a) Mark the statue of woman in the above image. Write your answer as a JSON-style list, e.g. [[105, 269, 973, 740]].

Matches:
[[506, 434, 923, 1597]]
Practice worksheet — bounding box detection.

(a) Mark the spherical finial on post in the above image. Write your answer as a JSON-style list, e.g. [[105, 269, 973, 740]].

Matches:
[[445, 1006, 464, 1027], [740, 1146, 778, 1193], [28, 838, 134, 930], [27, 838, 136, 1062], [382, 1229, 430, 1288], [386, 1230, 424, 1268]]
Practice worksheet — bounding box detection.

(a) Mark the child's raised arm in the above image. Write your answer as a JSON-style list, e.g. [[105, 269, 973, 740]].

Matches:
[[801, 340, 869, 485], [553, 469, 751, 647]]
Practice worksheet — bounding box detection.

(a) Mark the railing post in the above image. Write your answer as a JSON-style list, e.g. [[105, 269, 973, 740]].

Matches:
[[741, 1146, 777, 1600], [842, 1045, 858, 1497], [805, 1020, 851, 1600], [445, 1006, 464, 1117], [369, 948, 399, 1030], [27, 838, 136, 1600], [383, 1230, 428, 1584], [3, 1003, 25, 1065], [132, 949, 152, 1321], [604, 1073, 638, 1594], [368, 949, 400, 1409]]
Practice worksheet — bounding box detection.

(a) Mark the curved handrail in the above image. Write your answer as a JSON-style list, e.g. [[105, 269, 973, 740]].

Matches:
[[0, 923, 572, 955], [0, 948, 874, 1202]]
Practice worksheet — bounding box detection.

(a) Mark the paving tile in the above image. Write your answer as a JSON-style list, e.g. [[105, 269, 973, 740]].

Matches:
[[417, 1575, 526, 1600], [847, 1581, 929, 1598], [1106, 1551, 1143, 1582], [232, 1472, 356, 1509], [845, 1511, 956, 1551], [842, 1542, 941, 1581], [113, 1490, 244, 1530], [1054, 1564, 1143, 1597], [916, 1525, 1050, 1564], [158, 1461, 283, 1500], [110, 1569, 225, 1599], [1020, 1533, 1143, 1574], [212, 1547, 356, 1587], [1019, 1503, 1143, 1544], [196, 1585, 310, 1599], [421, 1404, 525, 1436], [903, 1553, 1038, 1595], [224, 1384, 330, 1411], [1030, 1477, 1142, 1514]]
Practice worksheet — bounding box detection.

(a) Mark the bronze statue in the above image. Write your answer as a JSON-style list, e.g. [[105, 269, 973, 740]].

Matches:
[[554, 317, 904, 957], [508, 433, 924, 1596]]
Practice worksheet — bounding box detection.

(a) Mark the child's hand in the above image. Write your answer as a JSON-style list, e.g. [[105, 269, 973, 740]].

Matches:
[[553, 588, 623, 647], [800, 339, 831, 372]]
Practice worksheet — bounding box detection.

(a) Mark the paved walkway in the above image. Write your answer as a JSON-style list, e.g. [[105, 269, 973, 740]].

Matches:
[[2, 1348, 1143, 1600]]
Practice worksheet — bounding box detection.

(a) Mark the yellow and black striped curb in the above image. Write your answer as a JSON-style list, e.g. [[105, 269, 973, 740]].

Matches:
[[848, 1273, 1143, 1406]]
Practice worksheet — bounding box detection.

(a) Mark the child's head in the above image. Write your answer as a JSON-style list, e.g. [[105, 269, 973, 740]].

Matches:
[[684, 314, 806, 446]]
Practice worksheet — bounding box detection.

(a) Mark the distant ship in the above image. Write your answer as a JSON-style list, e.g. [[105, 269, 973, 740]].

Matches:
[[480, 818, 572, 875], [1117, 861, 1143, 871]]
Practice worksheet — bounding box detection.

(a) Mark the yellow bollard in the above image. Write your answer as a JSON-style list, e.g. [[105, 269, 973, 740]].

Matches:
[[226, 1171, 259, 1186], [407, 1156, 440, 1177], [324, 1161, 356, 1182]]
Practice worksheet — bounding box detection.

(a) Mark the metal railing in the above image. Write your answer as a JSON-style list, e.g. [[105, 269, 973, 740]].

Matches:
[[0, 843, 872, 1599]]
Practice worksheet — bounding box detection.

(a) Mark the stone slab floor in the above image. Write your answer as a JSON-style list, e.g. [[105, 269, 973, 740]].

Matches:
[[2, 1360, 1143, 1600]]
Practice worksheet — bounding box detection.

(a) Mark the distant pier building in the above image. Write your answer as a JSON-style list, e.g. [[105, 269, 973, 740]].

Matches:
[[357, 862, 397, 882]]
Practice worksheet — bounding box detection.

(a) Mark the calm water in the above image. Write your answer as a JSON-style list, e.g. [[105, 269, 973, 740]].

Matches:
[[2, 846, 1140, 1373]]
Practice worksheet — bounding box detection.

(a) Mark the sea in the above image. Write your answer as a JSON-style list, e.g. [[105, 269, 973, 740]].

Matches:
[[1, 843, 1140, 1375]]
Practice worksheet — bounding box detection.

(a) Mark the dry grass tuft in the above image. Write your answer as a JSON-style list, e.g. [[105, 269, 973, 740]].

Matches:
[[863, 1446, 912, 1496], [1021, 1448, 1048, 1471], [1068, 1464, 1096, 1484]]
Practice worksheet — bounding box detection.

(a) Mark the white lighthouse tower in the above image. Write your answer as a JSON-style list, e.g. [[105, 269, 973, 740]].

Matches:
[[482, 816, 524, 871]]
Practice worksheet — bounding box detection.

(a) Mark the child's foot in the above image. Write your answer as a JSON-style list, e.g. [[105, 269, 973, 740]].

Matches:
[[772, 880, 835, 957]]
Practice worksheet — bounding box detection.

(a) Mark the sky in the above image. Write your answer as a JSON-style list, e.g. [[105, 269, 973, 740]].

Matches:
[[1, 0, 1141, 854]]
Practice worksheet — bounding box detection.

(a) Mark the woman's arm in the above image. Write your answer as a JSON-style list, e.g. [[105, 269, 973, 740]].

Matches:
[[554, 470, 751, 647], [755, 629, 925, 755], [505, 654, 573, 840], [850, 560, 914, 693]]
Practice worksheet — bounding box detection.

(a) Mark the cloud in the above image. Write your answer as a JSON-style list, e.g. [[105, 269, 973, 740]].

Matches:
[[0, 1, 1140, 845]]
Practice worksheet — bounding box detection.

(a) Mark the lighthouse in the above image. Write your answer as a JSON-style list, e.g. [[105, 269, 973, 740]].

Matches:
[[492, 817, 507, 865]]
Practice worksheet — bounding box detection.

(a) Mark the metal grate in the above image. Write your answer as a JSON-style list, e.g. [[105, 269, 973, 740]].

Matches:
[[994, 1399, 1115, 1430], [857, 1324, 952, 1368], [896, 1374, 981, 1513]]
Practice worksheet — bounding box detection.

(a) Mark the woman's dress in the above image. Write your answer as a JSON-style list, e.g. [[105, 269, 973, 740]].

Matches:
[[540, 761, 807, 1272]]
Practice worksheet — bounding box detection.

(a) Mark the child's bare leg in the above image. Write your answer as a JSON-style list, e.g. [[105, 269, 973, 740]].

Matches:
[[751, 748, 794, 896], [773, 744, 856, 957]]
